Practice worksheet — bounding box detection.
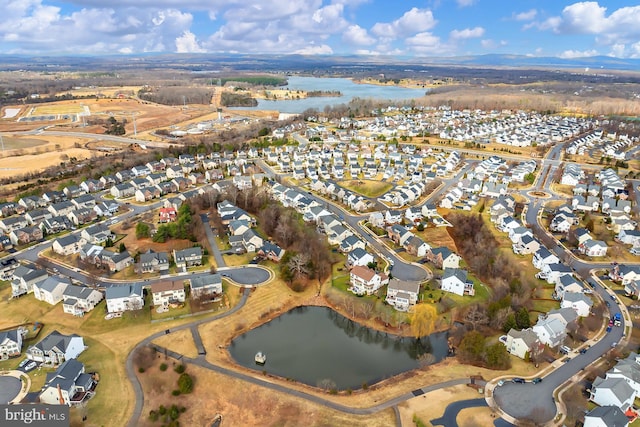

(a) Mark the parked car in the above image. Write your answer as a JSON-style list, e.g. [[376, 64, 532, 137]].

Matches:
[[532, 377, 543, 384], [18, 359, 28, 368], [611, 341, 618, 348], [579, 348, 588, 354], [24, 361, 37, 372], [606, 325, 612, 333], [512, 378, 525, 384], [497, 380, 505, 387]]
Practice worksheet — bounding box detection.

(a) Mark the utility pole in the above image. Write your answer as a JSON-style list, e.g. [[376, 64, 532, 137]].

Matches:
[[132, 114, 137, 136]]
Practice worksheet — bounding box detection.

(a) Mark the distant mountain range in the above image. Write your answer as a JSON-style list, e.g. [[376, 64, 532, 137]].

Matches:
[[0, 53, 638, 72]]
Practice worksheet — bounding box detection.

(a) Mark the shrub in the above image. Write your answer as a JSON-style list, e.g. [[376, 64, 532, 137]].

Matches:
[[158, 405, 167, 415], [177, 373, 194, 394], [174, 364, 185, 374], [149, 410, 158, 422], [172, 390, 181, 396], [159, 363, 168, 372], [169, 405, 180, 420], [138, 367, 145, 373]]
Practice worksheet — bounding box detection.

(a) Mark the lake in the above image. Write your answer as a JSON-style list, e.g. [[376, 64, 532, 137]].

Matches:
[[229, 76, 428, 113], [229, 306, 449, 390]]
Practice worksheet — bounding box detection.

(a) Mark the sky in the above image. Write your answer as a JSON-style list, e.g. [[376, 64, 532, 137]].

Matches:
[[1, 0, 640, 58]]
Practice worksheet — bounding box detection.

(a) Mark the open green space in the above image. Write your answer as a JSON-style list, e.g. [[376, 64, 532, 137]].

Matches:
[[338, 179, 393, 198]]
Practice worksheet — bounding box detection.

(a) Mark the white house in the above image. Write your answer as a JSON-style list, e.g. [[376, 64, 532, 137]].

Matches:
[[590, 377, 635, 411], [0, 328, 23, 360], [349, 265, 389, 296], [52, 235, 81, 256], [26, 331, 85, 365], [579, 239, 608, 257], [561, 292, 593, 317], [33, 276, 71, 305], [583, 406, 629, 427], [105, 283, 144, 313], [39, 359, 95, 406], [441, 268, 474, 297], [532, 316, 566, 348], [62, 285, 103, 317]]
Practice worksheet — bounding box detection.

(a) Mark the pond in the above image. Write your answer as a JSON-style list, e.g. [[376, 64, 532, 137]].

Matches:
[[229, 76, 428, 113], [229, 306, 449, 390]]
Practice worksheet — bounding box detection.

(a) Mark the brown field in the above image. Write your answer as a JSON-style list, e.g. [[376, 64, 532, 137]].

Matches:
[[0, 134, 98, 180]]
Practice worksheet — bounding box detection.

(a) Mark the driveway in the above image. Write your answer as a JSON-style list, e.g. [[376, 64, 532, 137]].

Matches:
[[430, 398, 514, 427], [218, 266, 271, 286], [200, 214, 226, 268]]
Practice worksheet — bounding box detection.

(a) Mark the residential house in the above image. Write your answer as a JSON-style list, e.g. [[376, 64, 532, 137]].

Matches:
[[25, 208, 51, 225], [11, 265, 48, 297], [93, 201, 119, 217], [62, 285, 103, 316], [105, 284, 144, 313], [48, 201, 75, 217], [52, 235, 81, 256], [9, 226, 43, 246], [547, 307, 579, 328], [583, 406, 629, 427], [513, 235, 541, 255], [151, 281, 186, 307], [190, 274, 222, 299], [349, 265, 389, 296], [137, 250, 169, 273], [590, 377, 635, 411], [387, 224, 414, 247], [0, 257, 18, 281], [0, 216, 29, 233], [40, 216, 71, 235], [441, 268, 475, 296], [504, 328, 542, 360], [561, 292, 593, 317], [257, 241, 286, 262], [158, 207, 177, 223], [426, 247, 461, 269], [347, 248, 375, 268], [39, 359, 96, 406], [537, 263, 573, 284], [579, 239, 609, 257], [0, 328, 23, 359], [67, 208, 97, 226], [555, 275, 584, 299], [110, 183, 135, 198], [26, 331, 85, 365], [33, 276, 71, 305], [618, 229, 640, 246], [368, 211, 385, 228], [533, 247, 560, 270], [406, 236, 431, 257], [532, 316, 567, 348], [173, 247, 203, 269], [80, 224, 113, 245], [386, 279, 421, 311]]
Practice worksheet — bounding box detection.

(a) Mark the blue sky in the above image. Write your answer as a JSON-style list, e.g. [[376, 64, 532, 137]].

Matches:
[[1, 0, 640, 58]]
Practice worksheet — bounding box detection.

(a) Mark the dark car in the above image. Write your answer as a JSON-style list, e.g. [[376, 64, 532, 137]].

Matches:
[[606, 325, 612, 332], [606, 301, 611, 307], [610, 294, 616, 301], [532, 377, 543, 384], [512, 378, 525, 384], [579, 348, 588, 354]]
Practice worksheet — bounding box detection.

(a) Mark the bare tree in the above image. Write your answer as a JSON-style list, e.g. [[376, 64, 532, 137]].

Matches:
[[417, 352, 436, 368], [358, 301, 374, 319], [288, 253, 310, 279], [465, 304, 489, 330]]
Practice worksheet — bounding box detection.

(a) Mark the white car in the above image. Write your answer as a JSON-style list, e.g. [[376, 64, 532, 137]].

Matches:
[[24, 361, 37, 372]]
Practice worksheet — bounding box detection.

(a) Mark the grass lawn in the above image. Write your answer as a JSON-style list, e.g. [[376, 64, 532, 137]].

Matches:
[[531, 287, 560, 316], [338, 179, 393, 198], [223, 252, 254, 266], [151, 300, 192, 321]]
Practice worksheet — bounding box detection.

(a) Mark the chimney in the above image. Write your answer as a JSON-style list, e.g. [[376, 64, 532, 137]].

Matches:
[[57, 384, 65, 405]]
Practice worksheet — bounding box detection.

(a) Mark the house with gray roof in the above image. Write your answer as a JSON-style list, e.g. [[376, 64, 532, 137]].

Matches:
[[386, 278, 421, 311], [33, 276, 71, 305], [441, 268, 474, 296], [11, 265, 48, 297], [39, 358, 96, 406], [26, 330, 85, 365], [590, 377, 635, 411], [532, 316, 566, 348], [504, 328, 541, 360], [105, 283, 144, 313], [190, 274, 222, 299], [136, 250, 169, 273], [173, 247, 203, 269], [52, 234, 81, 256], [0, 328, 23, 359], [62, 285, 103, 316], [584, 406, 629, 427]]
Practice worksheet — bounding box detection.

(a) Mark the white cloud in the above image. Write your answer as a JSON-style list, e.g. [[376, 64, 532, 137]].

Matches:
[[405, 32, 450, 56], [371, 7, 436, 39], [354, 49, 380, 55], [449, 27, 484, 40], [480, 39, 495, 49], [558, 49, 598, 59], [175, 30, 205, 52], [514, 9, 537, 21], [456, 0, 476, 7], [609, 43, 625, 58], [293, 44, 333, 55], [342, 25, 375, 45]]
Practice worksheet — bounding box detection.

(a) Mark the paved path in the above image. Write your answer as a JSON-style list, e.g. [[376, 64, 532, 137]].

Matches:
[[125, 289, 250, 427], [200, 213, 226, 268], [430, 398, 491, 427]]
